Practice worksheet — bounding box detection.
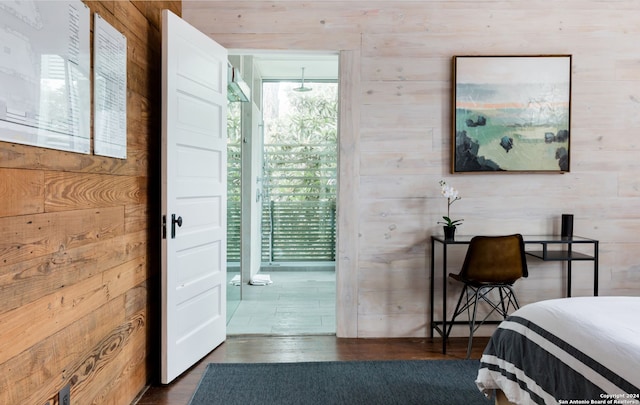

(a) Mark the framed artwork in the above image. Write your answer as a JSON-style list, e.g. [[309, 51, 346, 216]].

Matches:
[[452, 55, 572, 173]]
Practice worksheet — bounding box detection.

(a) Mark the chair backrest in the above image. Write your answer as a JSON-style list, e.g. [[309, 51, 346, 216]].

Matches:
[[460, 234, 528, 283]]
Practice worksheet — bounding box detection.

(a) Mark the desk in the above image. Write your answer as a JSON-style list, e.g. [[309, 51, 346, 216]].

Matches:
[[429, 234, 599, 354]]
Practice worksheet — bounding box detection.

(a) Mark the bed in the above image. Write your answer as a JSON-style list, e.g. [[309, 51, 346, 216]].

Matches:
[[475, 296, 640, 405]]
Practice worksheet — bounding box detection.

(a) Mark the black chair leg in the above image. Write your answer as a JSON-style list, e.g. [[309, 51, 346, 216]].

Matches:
[[449, 283, 522, 359], [509, 286, 520, 310], [498, 288, 507, 317], [446, 285, 469, 339], [466, 286, 483, 359]]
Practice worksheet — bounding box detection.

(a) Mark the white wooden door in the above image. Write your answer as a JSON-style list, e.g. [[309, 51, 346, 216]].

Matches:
[[161, 9, 227, 384]]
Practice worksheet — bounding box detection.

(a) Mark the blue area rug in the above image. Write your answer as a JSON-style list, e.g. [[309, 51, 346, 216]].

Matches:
[[188, 359, 489, 405]]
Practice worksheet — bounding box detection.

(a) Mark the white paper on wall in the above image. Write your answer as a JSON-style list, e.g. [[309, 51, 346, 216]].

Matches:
[[93, 13, 127, 159], [0, 0, 90, 154]]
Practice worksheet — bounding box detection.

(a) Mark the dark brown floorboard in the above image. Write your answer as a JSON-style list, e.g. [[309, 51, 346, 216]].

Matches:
[[134, 335, 489, 405]]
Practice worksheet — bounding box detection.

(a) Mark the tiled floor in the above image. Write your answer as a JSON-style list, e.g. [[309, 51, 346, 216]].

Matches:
[[227, 271, 336, 335]]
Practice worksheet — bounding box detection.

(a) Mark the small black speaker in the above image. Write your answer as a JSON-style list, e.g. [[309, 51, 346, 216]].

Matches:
[[561, 214, 574, 238]]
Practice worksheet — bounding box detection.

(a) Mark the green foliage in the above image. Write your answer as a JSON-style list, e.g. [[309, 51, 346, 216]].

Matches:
[[263, 82, 338, 202], [226, 102, 242, 202]]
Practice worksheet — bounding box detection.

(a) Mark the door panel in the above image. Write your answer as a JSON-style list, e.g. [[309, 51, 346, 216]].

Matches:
[[161, 9, 227, 384]]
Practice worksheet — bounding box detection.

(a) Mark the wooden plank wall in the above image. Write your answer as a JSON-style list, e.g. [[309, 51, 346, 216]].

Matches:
[[0, 1, 179, 403], [183, 0, 640, 338]]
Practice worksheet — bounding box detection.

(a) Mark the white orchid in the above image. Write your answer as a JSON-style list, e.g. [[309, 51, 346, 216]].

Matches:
[[438, 180, 463, 227], [440, 183, 459, 200]]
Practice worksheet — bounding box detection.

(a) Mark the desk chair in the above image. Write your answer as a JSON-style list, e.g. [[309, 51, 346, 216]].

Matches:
[[446, 234, 528, 358]]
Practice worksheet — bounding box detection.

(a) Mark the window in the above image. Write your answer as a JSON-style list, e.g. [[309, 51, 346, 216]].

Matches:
[[261, 81, 338, 262]]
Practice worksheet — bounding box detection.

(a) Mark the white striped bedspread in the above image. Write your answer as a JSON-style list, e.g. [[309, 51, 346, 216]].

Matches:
[[476, 296, 640, 405]]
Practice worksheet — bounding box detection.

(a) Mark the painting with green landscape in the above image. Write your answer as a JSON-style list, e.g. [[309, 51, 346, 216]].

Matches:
[[452, 55, 571, 173]]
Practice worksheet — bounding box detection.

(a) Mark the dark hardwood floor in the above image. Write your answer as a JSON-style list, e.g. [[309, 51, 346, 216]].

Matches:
[[134, 335, 489, 405]]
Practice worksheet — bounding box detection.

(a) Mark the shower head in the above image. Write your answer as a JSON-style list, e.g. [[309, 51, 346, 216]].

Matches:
[[293, 67, 312, 92]]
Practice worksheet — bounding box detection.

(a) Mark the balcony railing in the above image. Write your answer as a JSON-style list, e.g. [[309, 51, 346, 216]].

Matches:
[[227, 142, 337, 262]]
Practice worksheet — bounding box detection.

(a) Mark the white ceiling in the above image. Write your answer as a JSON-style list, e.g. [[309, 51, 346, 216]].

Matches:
[[181, 0, 338, 81], [233, 52, 339, 81]]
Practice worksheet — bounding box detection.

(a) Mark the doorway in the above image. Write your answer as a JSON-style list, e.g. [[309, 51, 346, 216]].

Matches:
[[226, 53, 339, 335]]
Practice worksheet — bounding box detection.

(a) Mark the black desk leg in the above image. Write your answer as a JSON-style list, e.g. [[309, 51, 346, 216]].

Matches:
[[567, 261, 572, 298], [594, 241, 599, 296], [566, 243, 572, 298], [442, 243, 447, 354], [430, 238, 435, 338]]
